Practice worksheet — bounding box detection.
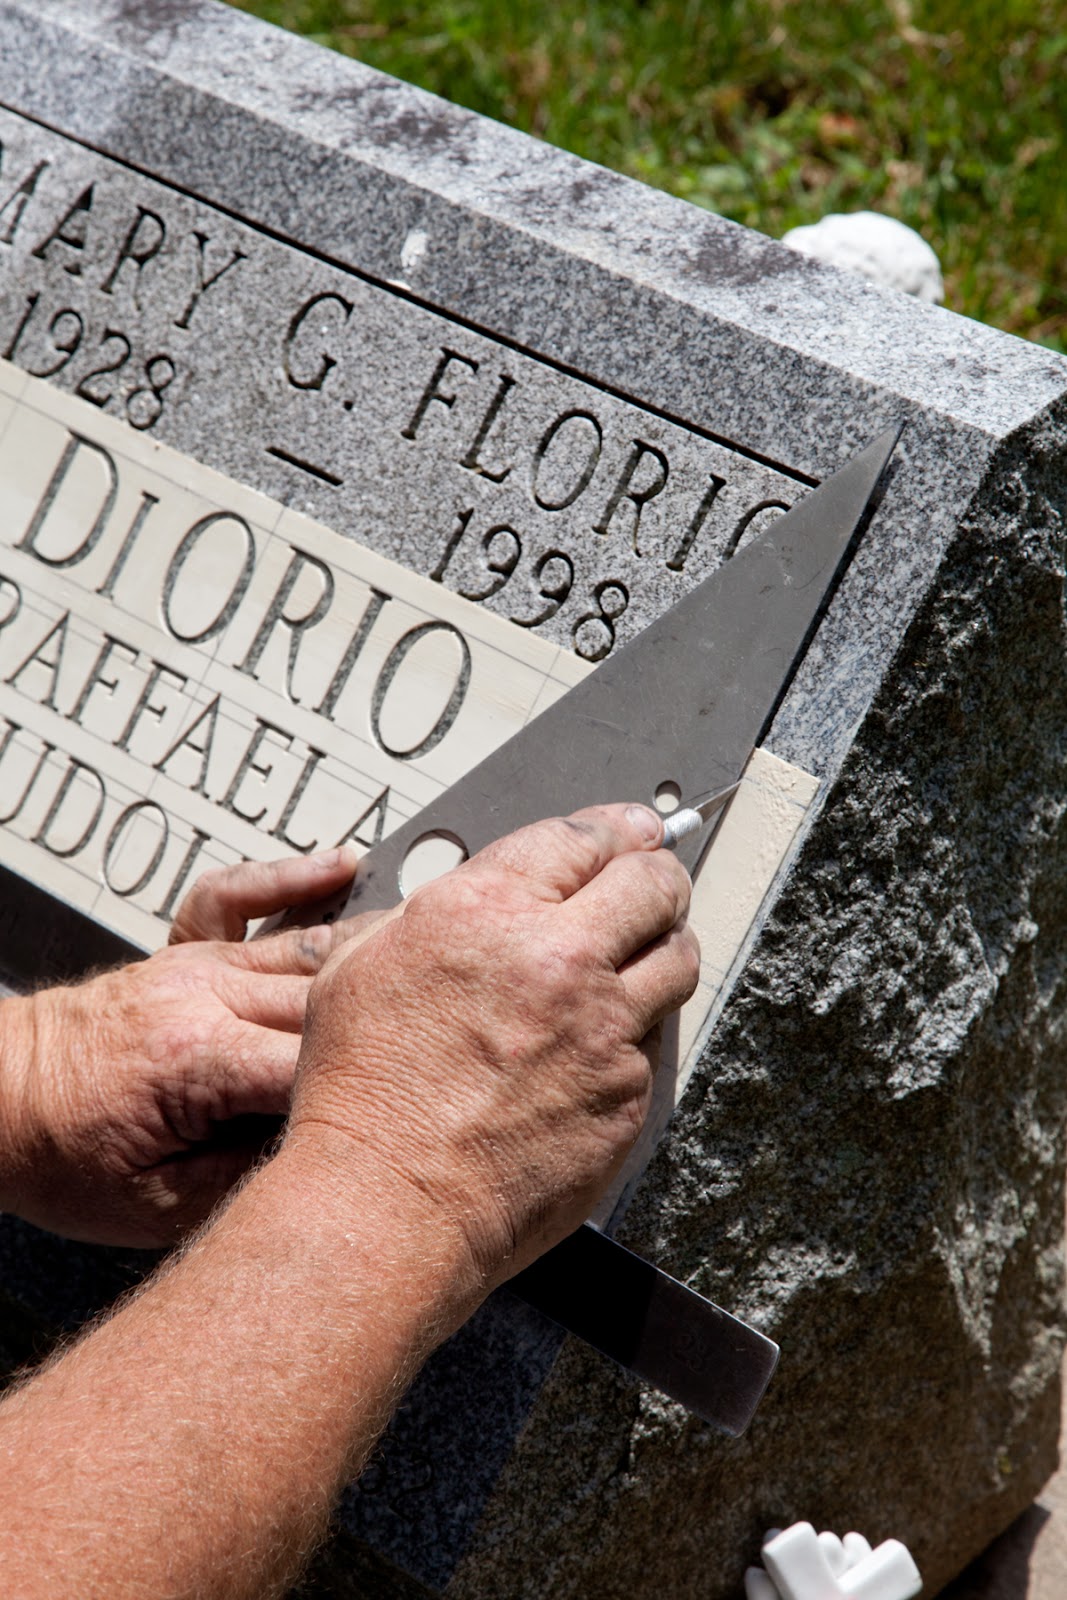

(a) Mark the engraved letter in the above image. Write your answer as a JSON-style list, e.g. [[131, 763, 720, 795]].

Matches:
[[0, 158, 48, 246], [335, 786, 389, 850], [401, 348, 478, 441], [103, 800, 170, 897], [370, 622, 471, 761], [6, 611, 69, 711], [100, 206, 166, 305], [162, 513, 256, 644], [314, 586, 390, 721], [271, 744, 327, 853], [222, 717, 293, 826], [32, 758, 106, 858], [283, 291, 352, 391], [237, 546, 335, 703], [460, 373, 515, 482], [0, 727, 54, 826], [17, 432, 118, 569], [174, 232, 247, 329], [96, 491, 159, 599], [117, 661, 188, 754], [69, 633, 139, 726], [592, 440, 669, 554], [0, 718, 17, 765], [666, 471, 727, 572], [532, 409, 603, 511], [154, 827, 210, 919], [31, 184, 94, 276], [154, 693, 221, 797], [722, 499, 791, 561], [0, 577, 22, 638]]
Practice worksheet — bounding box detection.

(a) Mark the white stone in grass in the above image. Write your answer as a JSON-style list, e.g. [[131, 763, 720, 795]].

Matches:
[[782, 211, 944, 302]]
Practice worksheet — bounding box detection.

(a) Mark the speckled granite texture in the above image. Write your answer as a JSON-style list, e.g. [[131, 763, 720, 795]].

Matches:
[[0, 3, 1066, 1596]]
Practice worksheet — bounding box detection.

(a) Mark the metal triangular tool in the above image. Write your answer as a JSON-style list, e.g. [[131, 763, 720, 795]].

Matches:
[[290, 423, 903, 1432], [339, 421, 901, 909]]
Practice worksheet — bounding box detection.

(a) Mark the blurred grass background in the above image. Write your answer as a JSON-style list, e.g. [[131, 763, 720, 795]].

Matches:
[[229, 0, 1067, 352]]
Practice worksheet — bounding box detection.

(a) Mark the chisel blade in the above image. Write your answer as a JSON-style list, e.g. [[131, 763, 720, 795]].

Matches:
[[510, 1224, 779, 1435]]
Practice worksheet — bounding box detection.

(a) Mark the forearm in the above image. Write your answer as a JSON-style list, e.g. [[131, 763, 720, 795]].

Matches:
[[0, 803, 696, 1596], [0, 1135, 479, 1600]]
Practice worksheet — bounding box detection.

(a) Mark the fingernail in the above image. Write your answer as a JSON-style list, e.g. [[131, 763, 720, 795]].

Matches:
[[335, 843, 359, 873], [312, 844, 358, 871], [626, 804, 661, 842]]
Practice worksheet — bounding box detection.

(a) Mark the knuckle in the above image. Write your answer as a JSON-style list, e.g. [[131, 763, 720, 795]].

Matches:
[[649, 848, 691, 903], [538, 933, 595, 999], [620, 850, 688, 927], [517, 813, 602, 884], [295, 923, 334, 970], [657, 922, 701, 1005], [409, 866, 481, 917], [548, 814, 599, 848], [397, 883, 494, 980], [190, 865, 229, 903], [304, 974, 326, 1025], [170, 866, 236, 936], [405, 875, 489, 949], [550, 814, 604, 870]]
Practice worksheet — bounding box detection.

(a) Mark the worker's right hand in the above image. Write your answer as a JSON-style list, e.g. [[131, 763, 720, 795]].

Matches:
[[284, 803, 699, 1313]]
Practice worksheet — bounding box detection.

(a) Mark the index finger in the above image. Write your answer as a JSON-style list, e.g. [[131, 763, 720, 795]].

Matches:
[[462, 802, 665, 903], [226, 902, 401, 977], [169, 846, 359, 944]]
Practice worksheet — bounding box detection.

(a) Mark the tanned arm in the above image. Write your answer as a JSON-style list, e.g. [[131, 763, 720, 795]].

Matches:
[[0, 803, 697, 1599], [0, 1141, 473, 1597]]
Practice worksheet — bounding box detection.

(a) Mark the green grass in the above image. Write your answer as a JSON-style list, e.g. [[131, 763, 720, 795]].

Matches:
[[228, 0, 1067, 352]]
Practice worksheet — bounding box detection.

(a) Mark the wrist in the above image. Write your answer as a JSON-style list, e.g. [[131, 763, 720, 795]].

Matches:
[[270, 1126, 489, 1346]]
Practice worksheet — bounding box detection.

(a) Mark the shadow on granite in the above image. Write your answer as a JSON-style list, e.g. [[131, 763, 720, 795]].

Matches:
[[938, 1371, 1067, 1600], [939, 1505, 1051, 1600]]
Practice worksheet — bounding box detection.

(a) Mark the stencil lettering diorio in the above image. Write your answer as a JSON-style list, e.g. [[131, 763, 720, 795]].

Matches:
[[0, 362, 817, 1147]]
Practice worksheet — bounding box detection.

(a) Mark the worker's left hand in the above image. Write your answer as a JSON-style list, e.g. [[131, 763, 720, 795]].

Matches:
[[0, 848, 384, 1246]]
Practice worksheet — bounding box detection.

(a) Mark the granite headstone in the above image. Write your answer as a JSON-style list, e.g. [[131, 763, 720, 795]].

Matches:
[[0, 3, 1066, 1597]]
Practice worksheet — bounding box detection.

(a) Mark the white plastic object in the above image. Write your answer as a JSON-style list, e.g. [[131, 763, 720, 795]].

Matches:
[[843, 1532, 874, 1568], [751, 1520, 922, 1600], [745, 1567, 781, 1600]]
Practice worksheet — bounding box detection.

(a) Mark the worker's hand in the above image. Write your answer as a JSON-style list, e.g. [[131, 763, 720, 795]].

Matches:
[[0, 847, 384, 1247], [285, 804, 699, 1310]]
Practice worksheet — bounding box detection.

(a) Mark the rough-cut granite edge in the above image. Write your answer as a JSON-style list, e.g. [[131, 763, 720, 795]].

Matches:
[[444, 399, 1067, 1598]]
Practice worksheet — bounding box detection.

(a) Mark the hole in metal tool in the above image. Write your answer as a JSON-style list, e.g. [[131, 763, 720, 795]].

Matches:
[[399, 831, 469, 898], [654, 781, 682, 813]]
